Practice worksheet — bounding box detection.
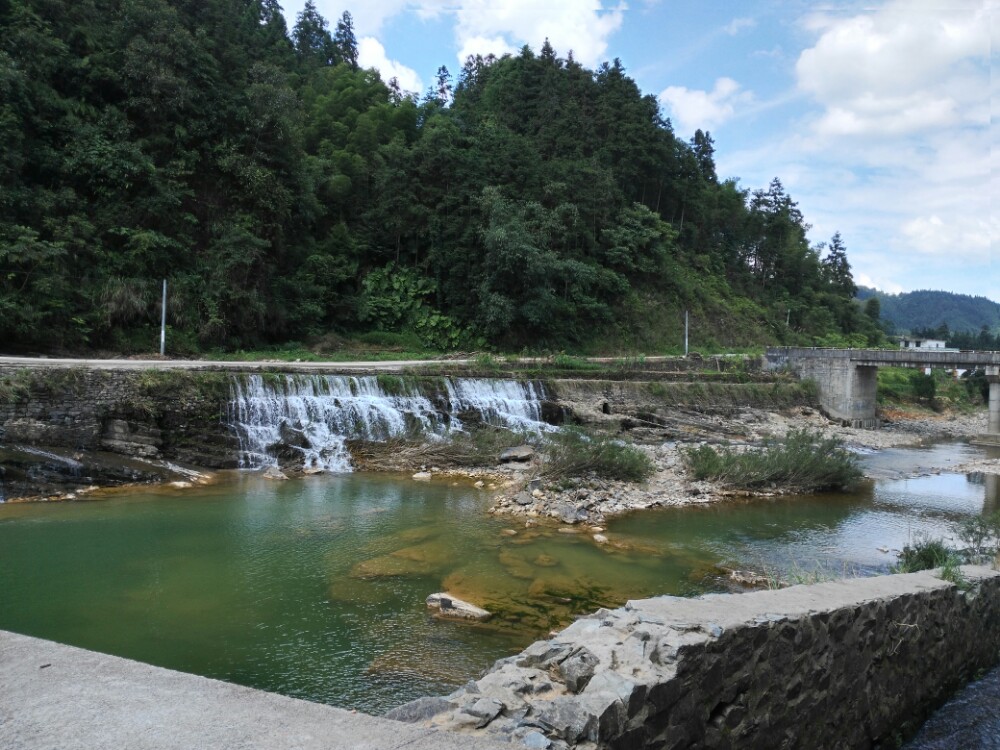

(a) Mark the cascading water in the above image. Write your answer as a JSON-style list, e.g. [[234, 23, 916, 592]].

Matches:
[[228, 375, 550, 472]]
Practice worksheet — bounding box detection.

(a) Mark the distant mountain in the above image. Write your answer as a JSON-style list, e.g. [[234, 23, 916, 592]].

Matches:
[[857, 288, 1000, 334]]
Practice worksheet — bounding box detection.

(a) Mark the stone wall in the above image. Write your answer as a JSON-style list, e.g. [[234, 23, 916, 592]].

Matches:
[[0, 368, 237, 469], [392, 567, 1000, 750]]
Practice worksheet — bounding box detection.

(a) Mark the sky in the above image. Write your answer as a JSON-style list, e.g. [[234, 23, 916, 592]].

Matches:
[[281, 0, 999, 302]]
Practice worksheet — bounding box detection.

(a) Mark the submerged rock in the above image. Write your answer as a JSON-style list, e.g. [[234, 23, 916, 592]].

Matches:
[[262, 466, 288, 480], [426, 592, 492, 621], [412, 471, 433, 481]]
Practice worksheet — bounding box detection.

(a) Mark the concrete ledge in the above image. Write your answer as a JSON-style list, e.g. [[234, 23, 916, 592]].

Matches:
[[0, 630, 508, 750]]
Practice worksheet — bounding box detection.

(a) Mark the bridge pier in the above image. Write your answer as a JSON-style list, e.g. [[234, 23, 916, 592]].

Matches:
[[977, 370, 1000, 447], [766, 348, 1000, 435], [989, 373, 1000, 435]]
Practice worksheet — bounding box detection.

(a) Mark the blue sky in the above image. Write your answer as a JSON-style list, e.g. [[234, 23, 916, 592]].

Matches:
[[282, 0, 998, 302]]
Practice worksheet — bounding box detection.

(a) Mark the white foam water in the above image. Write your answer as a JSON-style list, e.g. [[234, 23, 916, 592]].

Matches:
[[228, 375, 549, 473]]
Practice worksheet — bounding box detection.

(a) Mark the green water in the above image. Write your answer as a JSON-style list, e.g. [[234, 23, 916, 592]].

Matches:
[[1, 442, 997, 714]]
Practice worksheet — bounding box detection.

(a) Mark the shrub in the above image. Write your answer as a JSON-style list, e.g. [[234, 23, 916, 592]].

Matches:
[[540, 428, 655, 483], [894, 535, 953, 573], [957, 511, 1000, 564], [682, 429, 862, 492], [909, 371, 936, 401]]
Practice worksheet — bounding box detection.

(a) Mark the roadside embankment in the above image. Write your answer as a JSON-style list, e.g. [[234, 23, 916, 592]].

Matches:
[[391, 566, 1000, 750]]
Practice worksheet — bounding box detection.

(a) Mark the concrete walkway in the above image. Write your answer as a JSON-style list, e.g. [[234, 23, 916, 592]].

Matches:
[[0, 630, 506, 750]]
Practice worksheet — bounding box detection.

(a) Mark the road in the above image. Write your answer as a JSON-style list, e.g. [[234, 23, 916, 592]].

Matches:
[[0, 354, 680, 372], [0, 355, 475, 372]]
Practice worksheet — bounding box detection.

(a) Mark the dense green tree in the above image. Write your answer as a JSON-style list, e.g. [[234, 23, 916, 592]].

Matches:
[[333, 10, 358, 70], [0, 6, 870, 354]]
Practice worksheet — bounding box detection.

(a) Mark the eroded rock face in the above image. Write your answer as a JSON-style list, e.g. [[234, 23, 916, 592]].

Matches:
[[389, 568, 1000, 750]]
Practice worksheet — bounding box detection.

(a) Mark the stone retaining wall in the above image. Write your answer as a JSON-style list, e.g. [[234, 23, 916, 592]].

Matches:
[[392, 567, 1000, 750], [0, 368, 236, 468]]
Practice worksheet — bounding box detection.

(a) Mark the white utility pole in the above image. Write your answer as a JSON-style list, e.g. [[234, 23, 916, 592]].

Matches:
[[160, 279, 167, 356]]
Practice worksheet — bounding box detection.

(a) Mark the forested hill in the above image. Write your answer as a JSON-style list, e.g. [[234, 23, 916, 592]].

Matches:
[[857, 288, 1000, 336], [0, 0, 880, 354]]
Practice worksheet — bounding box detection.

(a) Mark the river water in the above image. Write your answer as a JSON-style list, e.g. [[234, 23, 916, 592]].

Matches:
[[0, 441, 997, 716]]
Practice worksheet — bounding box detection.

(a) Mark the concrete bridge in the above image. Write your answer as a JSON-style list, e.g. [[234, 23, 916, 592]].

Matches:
[[765, 347, 1000, 439]]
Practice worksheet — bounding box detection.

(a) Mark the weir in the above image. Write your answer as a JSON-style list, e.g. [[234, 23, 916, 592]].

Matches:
[[228, 375, 551, 471]]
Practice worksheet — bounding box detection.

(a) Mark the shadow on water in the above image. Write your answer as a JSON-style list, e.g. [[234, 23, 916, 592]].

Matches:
[[1, 440, 998, 713]]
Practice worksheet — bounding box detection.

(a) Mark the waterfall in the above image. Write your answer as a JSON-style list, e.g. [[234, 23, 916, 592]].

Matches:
[[228, 375, 549, 472]]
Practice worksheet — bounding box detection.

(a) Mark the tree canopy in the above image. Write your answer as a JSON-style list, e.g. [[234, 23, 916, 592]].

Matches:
[[0, 1, 878, 354]]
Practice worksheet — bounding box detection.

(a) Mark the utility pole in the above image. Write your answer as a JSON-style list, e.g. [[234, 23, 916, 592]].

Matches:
[[684, 310, 689, 356], [160, 279, 167, 356]]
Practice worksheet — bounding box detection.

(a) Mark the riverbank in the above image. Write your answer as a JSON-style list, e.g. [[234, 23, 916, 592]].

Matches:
[[486, 407, 994, 527]]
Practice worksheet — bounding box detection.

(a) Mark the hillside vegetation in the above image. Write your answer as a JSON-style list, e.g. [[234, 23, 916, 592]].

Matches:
[[1, 1, 880, 355], [857, 287, 1000, 337]]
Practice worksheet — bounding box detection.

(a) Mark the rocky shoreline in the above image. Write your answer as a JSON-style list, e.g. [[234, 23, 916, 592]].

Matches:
[[485, 407, 996, 528]]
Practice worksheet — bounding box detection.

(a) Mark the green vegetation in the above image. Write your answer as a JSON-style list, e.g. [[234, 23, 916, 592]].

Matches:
[[957, 512, 1000, 565], [893, 513, 1000, 587], [894, 535, 956, 573], [539, 428, 655, 483], [877, 367, 987, 412], [0, 369, 34, 403], [682, 429, 862, 492], [857, 287, 1000, 338], [1, 1, 880, 356]]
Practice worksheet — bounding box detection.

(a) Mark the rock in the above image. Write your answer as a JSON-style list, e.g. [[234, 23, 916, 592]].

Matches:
[[514, 492, 534, 506], [556, 647, 600, 693], [528, 478, 543, 491], [459, 697, 504, 728], [384, 696, 454, 723], [262, 466, 288, 481], [501, 529, 519, 537], [412, 471, 433, 481], [593, 534, 608, 544], [515, 729, 552, 749], [474, 480, 485, 488], [532, 488, 545, 499], [426, 592, 492, 621], [589, 527, 605, 533], [555, 503, 579, 524], [500, 445, 536, 463], [169, 481, 193, 489]]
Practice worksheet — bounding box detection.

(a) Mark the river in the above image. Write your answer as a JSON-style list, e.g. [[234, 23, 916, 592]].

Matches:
[[0, 440, 997, 717]]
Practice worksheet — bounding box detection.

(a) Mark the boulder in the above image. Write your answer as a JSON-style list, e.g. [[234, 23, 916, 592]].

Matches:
[[500, 445, 535, 463], [384, 696, 455, 723], [262, 466, 288, 481], [426, 592, 492, 621]]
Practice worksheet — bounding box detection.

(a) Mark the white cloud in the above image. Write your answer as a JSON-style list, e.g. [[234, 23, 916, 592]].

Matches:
[[658, 77, 753, 134], [447, 0, 626, 68], [724, 17, 756, 35], [900, 214, 996, 261], [796, 0, 991, 137], [713, 0, 998, 297], [357, 37, 424, 94], [456, 35, 518, 64], [856, 273, 903, 295]]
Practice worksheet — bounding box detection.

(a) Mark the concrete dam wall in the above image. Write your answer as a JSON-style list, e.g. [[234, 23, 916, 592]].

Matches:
[[395, 567, 1000, 750]]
